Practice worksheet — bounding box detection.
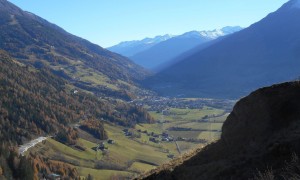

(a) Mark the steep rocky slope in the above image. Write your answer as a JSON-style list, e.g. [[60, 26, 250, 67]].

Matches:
[[144, 81, 300, 179]]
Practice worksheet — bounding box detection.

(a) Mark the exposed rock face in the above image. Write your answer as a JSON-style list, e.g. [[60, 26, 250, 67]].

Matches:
[[145, 81, 300, 179], [222, 82, 300, 153]]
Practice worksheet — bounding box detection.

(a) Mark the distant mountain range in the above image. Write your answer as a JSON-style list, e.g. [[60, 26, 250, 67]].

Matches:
[[108, 26, 242, 69], [144, 0, 300, 99], [108, 34, 174, 57]]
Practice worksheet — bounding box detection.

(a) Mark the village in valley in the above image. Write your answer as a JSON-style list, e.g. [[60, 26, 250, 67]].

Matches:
[[23, 96, 235, 179], [130, 96, 235, 113], [95, 96, 235, 160]]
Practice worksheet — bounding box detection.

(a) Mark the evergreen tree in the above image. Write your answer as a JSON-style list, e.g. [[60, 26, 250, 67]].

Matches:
[[17, 156, 34, 180], [87, 174, 93, 180]]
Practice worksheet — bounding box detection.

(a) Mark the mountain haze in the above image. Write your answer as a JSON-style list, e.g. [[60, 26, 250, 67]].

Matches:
[[130, 26, 242, 69], [145, 0, 300, 99], [108, 34, 174, 57]]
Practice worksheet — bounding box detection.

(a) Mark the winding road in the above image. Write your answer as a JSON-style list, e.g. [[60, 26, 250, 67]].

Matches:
[[175, 141, 181, 154], [19, 137, 48, 156]]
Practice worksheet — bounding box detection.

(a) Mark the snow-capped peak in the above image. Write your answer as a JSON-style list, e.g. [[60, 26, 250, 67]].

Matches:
[[199, 29, 225, 39], [114, 34, 174, 47], [181, 26, 242, 40], [142, 34, 175, 44], [108, 26, 242, 56]]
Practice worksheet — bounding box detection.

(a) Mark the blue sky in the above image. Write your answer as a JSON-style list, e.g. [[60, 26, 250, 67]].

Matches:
[[9, 0, 288, 47]]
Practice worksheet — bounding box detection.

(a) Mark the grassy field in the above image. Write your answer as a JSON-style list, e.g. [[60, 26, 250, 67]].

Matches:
[[79, 71, 119, 90], [28, 103, 228, 179], [103, 124, 170, 166], [149, 107, 224, 122], [28, 123, 173, 179], [129, 162, 156, 173], [144, 106, 227, 143], [126, 105, 228, 159], [198, 131, 222, 141], [77, 167, 133, 180], [176, 141, 199, 152]]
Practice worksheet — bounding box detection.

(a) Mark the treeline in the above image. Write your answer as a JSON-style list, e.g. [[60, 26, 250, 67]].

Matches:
[[0, 51, 83, 179], [0, 50, 153, 179], [0, 50, 153, 143], [55, 128, 79, 145], [0, 8, 148, 84], [0, 143, 34, 180], [115, 104, 154, 126], [79, 120, 107, 140], [0, 50, 83, 144]]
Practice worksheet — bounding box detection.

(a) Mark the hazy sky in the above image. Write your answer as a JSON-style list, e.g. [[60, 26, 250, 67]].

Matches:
[[9, 0, 289, 47]]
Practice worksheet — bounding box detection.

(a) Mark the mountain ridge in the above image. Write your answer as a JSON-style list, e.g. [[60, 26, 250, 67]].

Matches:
[[0, 0, 149, 100], [129, 26, 242, 69], [108, 34, 174, 57], [144, 0, 300, 99]]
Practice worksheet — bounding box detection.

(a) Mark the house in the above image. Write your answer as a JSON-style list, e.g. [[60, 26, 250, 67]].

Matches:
[[162, 132, 169, 138], [125, 132, 133, 136], [167, 154, 174, 159], [107, 139, 115, 144], [153, 134, 159, 138], [47, 173, 61, 180], [162, 138, 169, 142], [149, 137, 159, 143], [97, 142, 105, 150], [168, 136, 174, 141]]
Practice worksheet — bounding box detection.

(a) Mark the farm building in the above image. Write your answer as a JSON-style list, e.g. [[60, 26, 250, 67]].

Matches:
[[107, 139, 115, 144]]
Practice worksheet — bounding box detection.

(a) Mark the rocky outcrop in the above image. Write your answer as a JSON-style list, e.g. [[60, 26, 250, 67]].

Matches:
[[145, 81, 300, 179]]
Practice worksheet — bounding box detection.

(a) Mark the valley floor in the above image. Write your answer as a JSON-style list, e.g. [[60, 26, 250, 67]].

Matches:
[[25, 98, 233, 179]]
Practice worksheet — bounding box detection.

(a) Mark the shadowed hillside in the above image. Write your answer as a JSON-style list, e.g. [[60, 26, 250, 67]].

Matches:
[[145, 0, 300, 99], [143, 81, 300, 179]]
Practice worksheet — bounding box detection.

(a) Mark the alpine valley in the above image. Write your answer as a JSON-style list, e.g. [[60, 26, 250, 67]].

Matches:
[[1, 0, 300, 180], [0, 0, 232, 179], [143, 0, 300, 99]]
